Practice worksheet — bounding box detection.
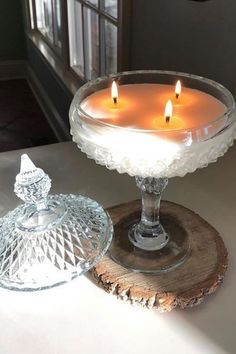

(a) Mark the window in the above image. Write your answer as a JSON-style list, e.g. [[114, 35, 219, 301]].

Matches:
[[35, 0, 62, 50], [26, 0, 63, 57], [67, 0, 118, 80], [28, 0, 35, 29], [24, 0, 131, 88]]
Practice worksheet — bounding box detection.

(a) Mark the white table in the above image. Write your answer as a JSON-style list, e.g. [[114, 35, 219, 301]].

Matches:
[[0, 141, 235, 354]]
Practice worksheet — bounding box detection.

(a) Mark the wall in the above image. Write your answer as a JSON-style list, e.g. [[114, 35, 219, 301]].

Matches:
[[0, 1, 26, 60], [130, 0, 236, 93]]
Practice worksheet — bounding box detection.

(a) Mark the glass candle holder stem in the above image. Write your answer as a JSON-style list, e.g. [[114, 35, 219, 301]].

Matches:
[[128, 177, 169, 251]]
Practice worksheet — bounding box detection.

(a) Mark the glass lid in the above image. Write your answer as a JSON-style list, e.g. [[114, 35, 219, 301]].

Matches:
[[0, 155, 113, 291]]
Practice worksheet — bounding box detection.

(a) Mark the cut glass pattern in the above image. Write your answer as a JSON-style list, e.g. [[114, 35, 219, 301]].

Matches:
[[0, 155, 113, 290]]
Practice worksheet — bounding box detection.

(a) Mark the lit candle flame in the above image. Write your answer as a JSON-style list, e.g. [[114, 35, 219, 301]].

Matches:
[[111, 81, 118, 104], [175, 80, 181, 99], [165, 100, 173, 123]]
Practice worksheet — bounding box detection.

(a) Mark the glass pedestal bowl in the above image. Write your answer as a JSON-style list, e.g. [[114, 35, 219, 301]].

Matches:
[[70, 70, 236, 274]]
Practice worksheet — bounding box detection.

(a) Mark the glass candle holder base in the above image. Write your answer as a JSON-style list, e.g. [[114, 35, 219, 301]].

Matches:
[[109, 177, 190, 274], [109, 213, 190, 274], [128, 223, 169, 251]]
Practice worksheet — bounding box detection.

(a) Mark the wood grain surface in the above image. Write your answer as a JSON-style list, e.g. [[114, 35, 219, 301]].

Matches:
[[93, 200, 228, 312]]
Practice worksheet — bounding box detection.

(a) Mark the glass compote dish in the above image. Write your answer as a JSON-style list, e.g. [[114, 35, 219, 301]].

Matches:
[[70, 70, 236, 274]]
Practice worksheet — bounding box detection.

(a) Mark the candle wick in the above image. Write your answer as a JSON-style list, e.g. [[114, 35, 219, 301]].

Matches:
[[175, 93, 179, 100], [166, 116, 170, 123], [113, 97, 117, 104]]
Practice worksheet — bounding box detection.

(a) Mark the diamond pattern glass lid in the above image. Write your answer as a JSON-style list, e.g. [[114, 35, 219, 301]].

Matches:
[[0, 154, 113, 291]]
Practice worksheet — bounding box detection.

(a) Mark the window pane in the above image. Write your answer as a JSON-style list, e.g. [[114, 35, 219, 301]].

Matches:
[[36, 0, 53, 42], [104, 0, 117, 19], [83, 7, 99, 80], [29, 0, 35, 29], [105, 20, 117, 75], [67, 0, 84, 77], [52, 0, 62, 48], [87, 0, 98, 7]]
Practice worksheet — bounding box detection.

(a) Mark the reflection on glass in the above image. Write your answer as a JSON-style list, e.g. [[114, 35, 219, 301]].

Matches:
[[53, 0, 62, 49], [104, 0, 118, 18], [83, 7, 99, 80], [67, 0, 84, 77], [36, 0, 53, 42], [105, 20, 117, 75], [87, 0, 98, 7], [29, 0, 35, 29]]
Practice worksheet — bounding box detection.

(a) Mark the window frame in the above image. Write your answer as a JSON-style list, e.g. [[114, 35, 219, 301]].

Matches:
[[31, 0, 66, 60], [23, 0, 132, 92], [68, 0, 119, 80]]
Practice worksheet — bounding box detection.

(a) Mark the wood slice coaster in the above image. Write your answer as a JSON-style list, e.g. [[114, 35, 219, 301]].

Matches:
[[92, 200, 228, 312]]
